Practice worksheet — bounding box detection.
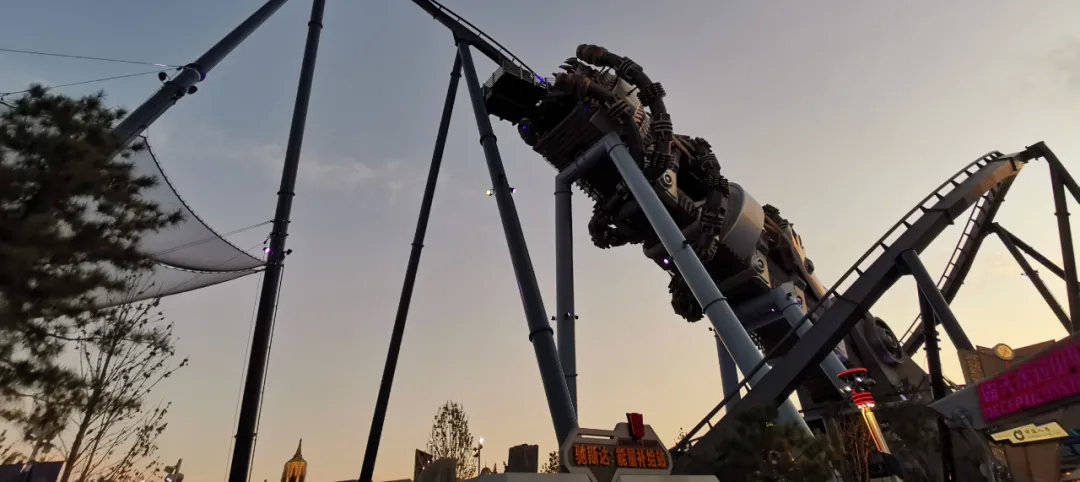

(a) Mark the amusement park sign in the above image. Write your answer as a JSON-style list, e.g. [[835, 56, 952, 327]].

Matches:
[[978, 337, 1080, 421], [560, 415, 673, 482]]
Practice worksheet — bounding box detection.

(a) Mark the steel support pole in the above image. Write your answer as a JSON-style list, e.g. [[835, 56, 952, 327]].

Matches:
[[994, 227, 1072, 330], [898, 250, 973, 351], [357, 54, 461, 482], [1050, 161, 1080, 333], [770, 285, 848, 391], [715, 336, 741, 408], [917, 294, 947, 400], [918, 292, 955, 481], [114, 0, 288, 144], [555, 179, 578, 409], [227, 2, 324, 480], [601, 134, 808, 433], [1036, 141, 1080, 206], [994, 224, 1066, 280], [457, 41, 578, 444], [551, 141, 609, 412]]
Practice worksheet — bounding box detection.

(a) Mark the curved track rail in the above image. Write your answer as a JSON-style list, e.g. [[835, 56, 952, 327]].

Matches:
[[674, 148, 1036, 471], [411, 0, 541, 79]]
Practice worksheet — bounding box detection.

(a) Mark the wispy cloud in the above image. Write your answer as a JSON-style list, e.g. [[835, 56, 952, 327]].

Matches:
[[241, 142, 413, 193], [149, 125, 413, 195], [1050, 37, 1080, 91]]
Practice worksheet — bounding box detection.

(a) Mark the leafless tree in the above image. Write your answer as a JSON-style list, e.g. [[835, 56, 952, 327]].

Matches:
[[49, 296, 186, 482]]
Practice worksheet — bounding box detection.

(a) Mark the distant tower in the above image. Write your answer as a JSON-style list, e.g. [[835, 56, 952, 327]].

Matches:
[[280, 439, 307, 482]]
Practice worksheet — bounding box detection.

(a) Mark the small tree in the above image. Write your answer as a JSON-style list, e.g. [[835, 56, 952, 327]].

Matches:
[[0, 85, 180, 434], [825, 413, 874, 482], [541, 449, 560, 473], [47, 294, 186, 482], [426, 401, 476, 479]]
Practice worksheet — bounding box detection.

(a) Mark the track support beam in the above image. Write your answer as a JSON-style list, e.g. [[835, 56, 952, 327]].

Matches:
[[228, 1, 324, 480], [1050, 165, 1080, 332], [554, 180, 577, 409], [992, 224, 1072, 331], [457, 40, 578, 445], [994, 224, 1066, 280], [114, 0, 289, 144], [601, 133, 808, 434], [899, 250, 973, 351], [552, 140, 608, 411], [917, 291, 956, 481], [1030, 142, 1080, 332], [715, 335, 741, 407], [1037, 141, 1080, 206], [357, 53, 461, 482]]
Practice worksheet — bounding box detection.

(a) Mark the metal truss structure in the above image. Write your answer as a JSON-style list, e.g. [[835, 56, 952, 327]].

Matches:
[[66, 0, 1080, 479], [383, 3, 1080, 479]]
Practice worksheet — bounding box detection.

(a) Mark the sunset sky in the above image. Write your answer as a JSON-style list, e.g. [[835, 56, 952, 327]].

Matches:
[[4, 1, 1080, 480]]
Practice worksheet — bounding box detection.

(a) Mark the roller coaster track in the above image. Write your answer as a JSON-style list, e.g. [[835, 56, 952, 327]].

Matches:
[[410, 0, 541, 81], [900, 176, 1016, 354], [674, 148, 1036, 472]]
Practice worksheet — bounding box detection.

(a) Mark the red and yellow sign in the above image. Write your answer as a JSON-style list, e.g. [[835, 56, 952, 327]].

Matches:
[[570, 443, 668, 470]]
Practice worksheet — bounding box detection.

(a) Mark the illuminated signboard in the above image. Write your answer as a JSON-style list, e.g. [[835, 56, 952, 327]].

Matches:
[[978, 338, 1080, 421], [570, 443, 668, 469], [561, 420, 673, 482]]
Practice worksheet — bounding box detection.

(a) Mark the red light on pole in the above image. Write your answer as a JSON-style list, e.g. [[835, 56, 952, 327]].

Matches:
[[626, 413, 645, 440]]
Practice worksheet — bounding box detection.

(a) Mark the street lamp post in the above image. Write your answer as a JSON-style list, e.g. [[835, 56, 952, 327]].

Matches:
[[473, 438, 484, 476]]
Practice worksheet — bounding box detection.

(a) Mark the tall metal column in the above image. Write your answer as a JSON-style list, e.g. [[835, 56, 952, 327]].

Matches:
[[457, 41, 578, 444], [601, 133, 808, 433], [357, 54, 461, 482], [918, 292, 955, 481], [555, 178, 578, 409], [551, 142, 608, 411], [1047, 154, 1080, 205], [905, 248, 958, 482], [1050, 162, 1080, 332], [227, 2, 324, 480], [770, 285, 848, 391], [715, 337, 741, 407], [917, 294, 948, 400], [898, 250, 973, 351], [114, 0, 289, 144]]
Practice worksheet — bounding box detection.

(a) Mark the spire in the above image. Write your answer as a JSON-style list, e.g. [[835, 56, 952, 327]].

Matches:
[[281, 438, 307, 482]]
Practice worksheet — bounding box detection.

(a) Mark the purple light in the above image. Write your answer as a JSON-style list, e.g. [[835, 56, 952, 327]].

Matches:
[[662, 258, 670, 265], [511, 187, 518, 193], [263, 246, 271, 254]]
